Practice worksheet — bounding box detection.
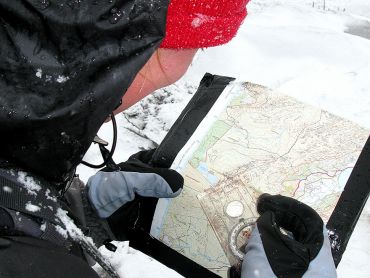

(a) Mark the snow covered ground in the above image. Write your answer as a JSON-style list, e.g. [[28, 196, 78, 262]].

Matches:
[[80, 0, 370, 277]]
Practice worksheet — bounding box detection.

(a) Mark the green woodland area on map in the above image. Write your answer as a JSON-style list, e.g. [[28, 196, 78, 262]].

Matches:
[[190, 121, 232, 169]]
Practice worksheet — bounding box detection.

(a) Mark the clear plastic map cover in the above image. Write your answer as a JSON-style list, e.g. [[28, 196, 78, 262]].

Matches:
[[151, 82, 369, 277]]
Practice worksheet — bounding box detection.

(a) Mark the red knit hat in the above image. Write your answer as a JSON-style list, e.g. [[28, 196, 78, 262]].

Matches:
[[160, 0, 250, 49]]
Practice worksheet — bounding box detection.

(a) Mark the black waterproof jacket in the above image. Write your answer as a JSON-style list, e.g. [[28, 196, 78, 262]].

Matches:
[[0, 0, 169, 185]]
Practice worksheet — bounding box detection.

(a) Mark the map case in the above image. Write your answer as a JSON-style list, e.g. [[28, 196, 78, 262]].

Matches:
[[148, 74, 370, 277]]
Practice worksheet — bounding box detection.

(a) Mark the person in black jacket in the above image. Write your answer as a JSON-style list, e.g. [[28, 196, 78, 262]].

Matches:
[[0, 1, 184, 277], [0, 1, 337, 277]]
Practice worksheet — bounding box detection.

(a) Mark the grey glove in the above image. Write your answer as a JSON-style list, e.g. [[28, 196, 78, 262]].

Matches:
[[87, 149, 183, 218], [241, 194, 337, 278]]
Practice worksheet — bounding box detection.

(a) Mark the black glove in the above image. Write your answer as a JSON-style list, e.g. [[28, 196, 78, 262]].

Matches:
[[241, 194, 336, 278]]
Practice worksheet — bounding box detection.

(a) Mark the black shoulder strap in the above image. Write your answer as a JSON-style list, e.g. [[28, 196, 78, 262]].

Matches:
[[0, 169, 61, 226]]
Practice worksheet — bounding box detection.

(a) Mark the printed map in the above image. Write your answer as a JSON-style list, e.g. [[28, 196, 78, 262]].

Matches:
[[151, 82, 369, 277]]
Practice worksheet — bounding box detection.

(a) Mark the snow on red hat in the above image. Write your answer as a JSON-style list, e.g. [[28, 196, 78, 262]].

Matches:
[[160, 0, 250, 49]]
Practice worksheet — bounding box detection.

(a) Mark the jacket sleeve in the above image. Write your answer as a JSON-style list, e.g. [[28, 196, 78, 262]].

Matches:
[[160, 0, 250, 49], [0, 236, 99, 278]]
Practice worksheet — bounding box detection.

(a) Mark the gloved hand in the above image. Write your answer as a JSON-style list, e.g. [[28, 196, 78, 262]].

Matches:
[[87, 149, 184, 219], [241, 194, 337, 278]]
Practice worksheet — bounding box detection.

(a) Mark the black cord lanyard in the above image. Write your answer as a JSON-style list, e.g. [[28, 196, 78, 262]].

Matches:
[[81, 113, 118, 169]]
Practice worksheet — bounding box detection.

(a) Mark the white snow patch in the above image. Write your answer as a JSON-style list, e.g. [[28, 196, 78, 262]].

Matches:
[[93, 241, 184, 278], [55, 208, 99, 247], [40, 223, 47, 232], [45, 189, 57, 202], [191, 14, 215, 28], [8, 170, 16, 176], [45, 75, 52, 82], [56, 75, 69, 83], [17, 171, 41, 196], [55, 225, 68, 239], [25, 202, 41, 212], [328, 229, 340, 250], [36, 68, 42, 78], [2, 186, 13, 193]]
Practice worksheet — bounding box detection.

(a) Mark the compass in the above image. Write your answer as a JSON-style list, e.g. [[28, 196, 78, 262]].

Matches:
[[228, 218, 257, 261]]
